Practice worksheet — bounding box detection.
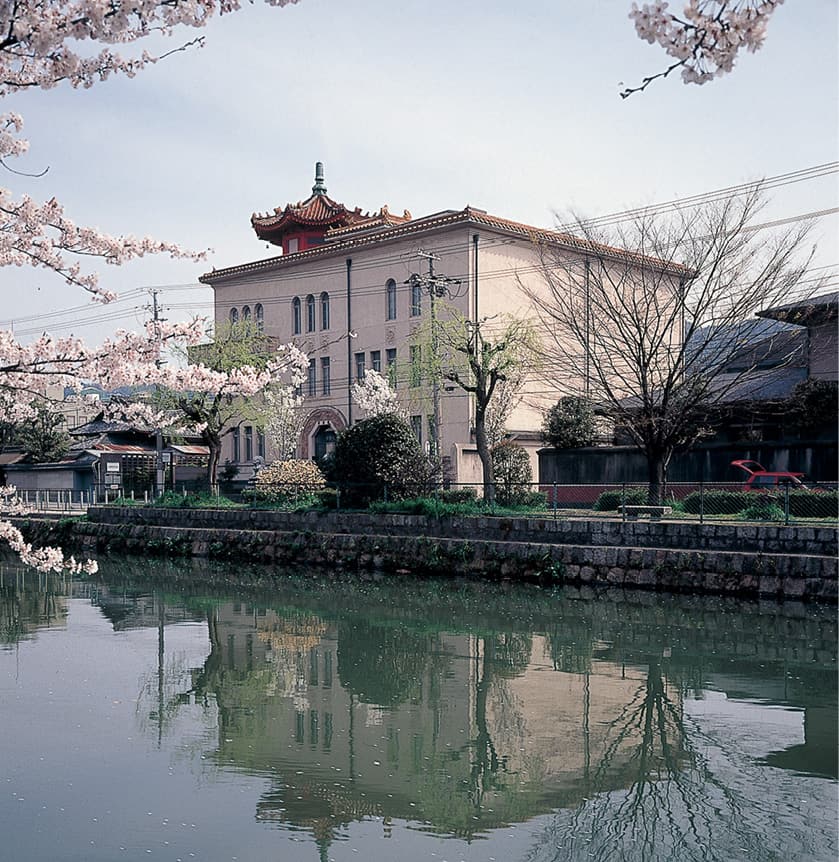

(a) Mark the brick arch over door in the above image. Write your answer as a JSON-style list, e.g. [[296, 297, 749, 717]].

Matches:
[[298, 406, 348, 459]]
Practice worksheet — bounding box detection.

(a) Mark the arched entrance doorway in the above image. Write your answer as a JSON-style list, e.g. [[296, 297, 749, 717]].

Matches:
[[299, 406, 347, 460]]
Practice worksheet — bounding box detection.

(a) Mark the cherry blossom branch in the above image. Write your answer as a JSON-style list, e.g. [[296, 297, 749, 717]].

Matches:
[[623, 1, 784, 98]]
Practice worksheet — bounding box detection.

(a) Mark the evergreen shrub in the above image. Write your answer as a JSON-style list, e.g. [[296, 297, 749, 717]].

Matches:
[[788, 489, 838, 518], [592, 488, 647, 511], [492, 441, 533, 506], [681, 490, 752, 515], [332, 414, 432, 506]]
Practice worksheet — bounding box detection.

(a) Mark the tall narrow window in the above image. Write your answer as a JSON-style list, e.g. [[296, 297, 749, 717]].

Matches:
[[410, 345, 422, 387], [229, 307, 239, 325], [306, 294, 316, 332], [244, 426, 253, 462], [386, 279, 397, 320], [355, 352, 365, 383], [292, 297, 301, 335], [386, 348, 397, 388], [370, 350, 381, 373], [410, 280, 422, 317], [307, 358, 317, 396], [321, 357, 331, 395], [410, 415, 423, 444], [257, 430, 265, 458], [255, 303, 264, 332], [232, 427, 241, 462], [320, 292, 330, 330], [242, 305, 251, 321]]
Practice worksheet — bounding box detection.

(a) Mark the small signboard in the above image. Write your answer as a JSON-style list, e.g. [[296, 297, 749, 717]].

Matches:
[[162, 452, 172, 464], [105, 462, 120, 473]]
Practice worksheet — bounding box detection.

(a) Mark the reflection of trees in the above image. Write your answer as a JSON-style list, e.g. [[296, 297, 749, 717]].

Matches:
[[525, 660, 809, 862], [0, 568, 66, 646]]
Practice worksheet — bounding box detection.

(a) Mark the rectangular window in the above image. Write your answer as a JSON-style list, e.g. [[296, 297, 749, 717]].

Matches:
[[410, 345, 422, 387], [244, 426, 253, 462], [370, 350, 381, 373], [410, 281, 422, 317], [410, 415, 422, 443], [427, 415, 437, 450], [257, 430, 265, 459], [287, 237, 299, 254], [355, 351, 365, 383], [308, 358, 317, 396], [386, 348, 397, 388], [232, 427, 241, 463], [321, 356, 331, 395]]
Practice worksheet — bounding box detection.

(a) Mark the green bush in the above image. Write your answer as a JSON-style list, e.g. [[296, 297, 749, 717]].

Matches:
[[593, 488, 647, 511], [681, 490, 753, 515], [739, 500, 786, 522], [788, 489, 839, 518], [492, 442, 533, 506], [332, 414, 432, 506], [154, 490, 239, 509], [542, 396, 597, 449], [317, 488, 338, 510], [438, 487, 478, 504], [244, 460, 326, 507]]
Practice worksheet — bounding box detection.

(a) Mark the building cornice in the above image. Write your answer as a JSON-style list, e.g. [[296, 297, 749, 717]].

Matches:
[[201, 206, 687, 285]]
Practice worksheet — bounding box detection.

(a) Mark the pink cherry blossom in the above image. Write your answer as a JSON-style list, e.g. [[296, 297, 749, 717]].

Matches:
[[624, 1, 784, 97]]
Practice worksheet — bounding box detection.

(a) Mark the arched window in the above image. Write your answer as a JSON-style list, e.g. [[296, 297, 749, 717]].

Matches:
[[292, 297, 301, 335], [306, 294, 316, 332], [242, 305, 251, 321], [386, 279, 397, 320], [320, 292, 330, 330], [255, 303, 264, 332], [229, 307, 239, 325]]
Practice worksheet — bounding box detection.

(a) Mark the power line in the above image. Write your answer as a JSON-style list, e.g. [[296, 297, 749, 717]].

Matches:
[[557, 162, 839, 231]]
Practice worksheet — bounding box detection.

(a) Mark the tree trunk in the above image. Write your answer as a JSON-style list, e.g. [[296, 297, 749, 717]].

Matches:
[[475, 411, 495, 504], [204, 431, 222, 496], [646, 450, 668, 505]]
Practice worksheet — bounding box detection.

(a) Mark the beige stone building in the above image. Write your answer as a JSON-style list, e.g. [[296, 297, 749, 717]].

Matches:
[[200, 164, 659, 482]]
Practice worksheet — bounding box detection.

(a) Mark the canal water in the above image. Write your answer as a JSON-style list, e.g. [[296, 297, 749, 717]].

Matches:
[[0, 556, 836, 862]]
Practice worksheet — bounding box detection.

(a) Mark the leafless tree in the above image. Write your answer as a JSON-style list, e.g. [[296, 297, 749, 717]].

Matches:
[[528, 188, 824, 503], [434, 313, 536, 504]]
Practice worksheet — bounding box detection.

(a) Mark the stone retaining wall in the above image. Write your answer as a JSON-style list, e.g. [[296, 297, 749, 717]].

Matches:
[[18, 512, 838, 602], [87, 507, 838, 557]]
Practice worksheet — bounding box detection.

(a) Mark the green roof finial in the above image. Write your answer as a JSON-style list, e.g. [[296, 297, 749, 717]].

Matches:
[[312, 161, 327, 195]]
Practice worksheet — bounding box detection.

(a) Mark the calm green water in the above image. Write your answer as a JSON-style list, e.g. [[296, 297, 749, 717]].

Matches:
[[0, 557, 836, 862]]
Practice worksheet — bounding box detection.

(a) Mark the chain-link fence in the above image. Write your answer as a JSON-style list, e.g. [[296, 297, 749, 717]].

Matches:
[[237, 479, 838, 525]]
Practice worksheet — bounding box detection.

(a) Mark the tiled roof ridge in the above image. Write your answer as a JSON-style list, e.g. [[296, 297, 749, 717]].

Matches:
[[251, 191, 351, 231], [204, 206, 686, 283]]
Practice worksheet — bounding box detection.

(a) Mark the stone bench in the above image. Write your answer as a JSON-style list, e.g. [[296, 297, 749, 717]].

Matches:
[[621, 504, 672, 520]]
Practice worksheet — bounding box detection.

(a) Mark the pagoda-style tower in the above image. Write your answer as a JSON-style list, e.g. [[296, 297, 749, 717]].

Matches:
[[251, 162, 411, 254]]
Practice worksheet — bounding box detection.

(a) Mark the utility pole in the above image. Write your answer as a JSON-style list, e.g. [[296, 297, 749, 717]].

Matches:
[[150, 289, 166, 499], [405, 252, 461, 472]]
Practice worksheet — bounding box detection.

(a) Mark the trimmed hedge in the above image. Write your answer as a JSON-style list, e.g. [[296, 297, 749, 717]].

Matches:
[[681, 488, 838, 518], [593, 488, 647, 511], [788, 490, 839, 518]]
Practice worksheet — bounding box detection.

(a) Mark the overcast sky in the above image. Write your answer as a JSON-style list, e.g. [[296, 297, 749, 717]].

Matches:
[[1, 0, 837, 344]]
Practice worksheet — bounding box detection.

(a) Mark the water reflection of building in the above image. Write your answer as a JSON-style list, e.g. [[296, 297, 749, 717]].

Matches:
[[195, 602, 686, 852]]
